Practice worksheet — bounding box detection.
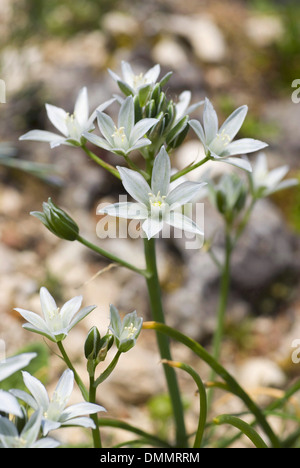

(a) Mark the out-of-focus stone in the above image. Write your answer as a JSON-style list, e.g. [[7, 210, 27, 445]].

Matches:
[[245, 15, 284, 47], [152, 36, 189, 70]]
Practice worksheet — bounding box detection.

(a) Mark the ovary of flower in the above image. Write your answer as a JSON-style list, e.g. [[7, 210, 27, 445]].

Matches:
[[124, 323, 138, 338], [65, 112, 82, 140]]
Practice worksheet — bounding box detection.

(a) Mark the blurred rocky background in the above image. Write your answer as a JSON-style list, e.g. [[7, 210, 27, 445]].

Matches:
[[0, 0, 300, 447]]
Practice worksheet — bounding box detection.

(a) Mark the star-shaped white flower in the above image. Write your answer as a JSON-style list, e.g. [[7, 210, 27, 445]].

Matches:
[[109, 305, 143, 353], [0, 410, 59, 448], [11, 369, 106, 436], [98, 146, 206, 239], [15, 287, 96, 342], [19, 87, 114, 148], [250, 152, 298, 198], [108, 60, 161, 95], [83, 95, 158, 156], [189, 98, 268, 172]]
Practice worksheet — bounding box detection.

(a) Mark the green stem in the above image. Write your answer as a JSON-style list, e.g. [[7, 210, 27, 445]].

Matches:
[[97, 418, 172, 448], [163, 360, 207, 448], [82, 145, 121, 179], [143, 321, 280, 448], [213, 414, 268, 448], [143, 238, 188, 448], [89, 375, 102, 448], [77, 235, 149, 278], [57, 341, 89, 401], [170, 156, 211, 182], [94, 350, 122, 387]]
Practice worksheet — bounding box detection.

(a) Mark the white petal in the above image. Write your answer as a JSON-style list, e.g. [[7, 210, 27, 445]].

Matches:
[[14, 308, 49, 334], [0, 352, 36, 382], [22, 371, 50, 411], [88, 98, 116, 125], [265, 165, 290, 188], [121, 61, 134, 87], [108, 68, 121, 82], [54, 369, 74, 406], [118, 96, 134, 136], [130, 118, 158, 144], [32, 437, 60, 448], [166, 181, 206, 207], [19, 130, 66, 145], [39, 287, 57, 321], [219, 105, 248, 141], [45, 104, 68, 136], [96, 111, 115, 145], [142, 217, 164, 239], [60, 416, 96, 429], [203, 98, 218, 144], [42, 419, 61, 436], [74, 87, 89, 127], [166, 211, 203, 236], [60, 402, 106, 422], [151, 146, 171, 196], [223, 138, 268, 156], [189, 119, 206, 146], [68, 305, 96, 330], [214, 156, 253, 172], [117, 166, 151, 205], [60, 295, 83, 327], [144, 63, 160, 83], [83, 132, 112, 151], [98, 202, 148, 219], [0, 391, 22, 417]]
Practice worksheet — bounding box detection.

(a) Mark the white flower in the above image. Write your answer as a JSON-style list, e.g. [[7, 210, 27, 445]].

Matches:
[[250, 152, 298, 198], [0, 352, 36, 417], [189, 98, 268, 172], [11, 369, 106, 436], [98, 146, 206, 239], [83, 96, 158, 156], [15, 287, 96, 342], [109, 305, 143, 353], [19, 87, 114, 148], [0, 79, 5, 103], [0, 410, 59, 448], [108, 60, 161, 95]]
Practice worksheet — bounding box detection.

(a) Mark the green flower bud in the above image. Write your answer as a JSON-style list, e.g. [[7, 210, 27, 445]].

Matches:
[[30, 198, 79, 241], [84, 326, 102, 360]]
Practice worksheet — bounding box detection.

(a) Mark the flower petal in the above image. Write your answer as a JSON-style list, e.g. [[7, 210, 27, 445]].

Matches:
[[118, 96, 134, 136], [98, 202, 148, 219], [189, 119, 206, 147], [0, 391, 22, 417], [166, 181, 206, 207], [45, 104, 69, 136], [96, 111, 116, 145], [83, 132, 113, 151], [19, 130, 66, 145], [60, 295, 83, 327], [142, 217, 164, 240], [68, 305, 96, 331], [121, 61, 134, 87], [214, 156, 253, 172], [151, 146, 171, 196], [14, 308, 49, 334], [0, 352, 36, 382], [22, 371, 50, 411], [53, 369, 74, 407], [203, 98, 218, 144], [74, 87, 89, 127], [222, 138, 268, 156], [218, 105, 248, 141], [144, 64, 160, 83], [117, 166, 151, 205], [39, 287, 57, 321], [166, 211, 203, 236], [60, 402, 106, 422], [129, 118, 158, 144]]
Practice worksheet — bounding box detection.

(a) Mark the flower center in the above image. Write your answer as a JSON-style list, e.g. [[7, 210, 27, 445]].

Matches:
[[124, 323, 137, 338], [216, 129, 231, 146], [133, 73, 147, 90], [111, 126, 128, 147], [148, 191, 166, 208], [65, 112, 82, 141]]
